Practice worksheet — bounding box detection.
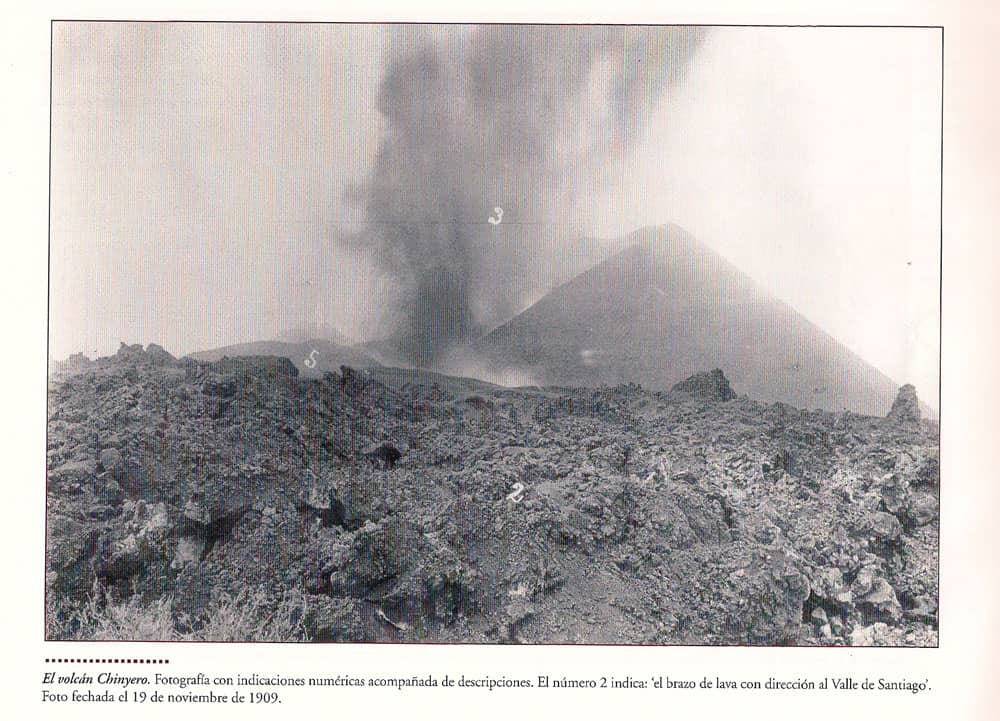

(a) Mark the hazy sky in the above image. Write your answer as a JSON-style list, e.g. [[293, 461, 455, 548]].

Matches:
[[50, 23, 940, 404]]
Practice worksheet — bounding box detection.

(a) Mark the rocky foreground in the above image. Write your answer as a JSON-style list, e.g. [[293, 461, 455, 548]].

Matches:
[[46, 344, 939, 645]]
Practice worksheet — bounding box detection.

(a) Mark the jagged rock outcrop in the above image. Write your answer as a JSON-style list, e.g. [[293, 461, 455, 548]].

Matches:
[[669, 368, 736, 402], [887, 384, 921, 424], [116, 342, 146, 361], [145, 343, 176, 365]]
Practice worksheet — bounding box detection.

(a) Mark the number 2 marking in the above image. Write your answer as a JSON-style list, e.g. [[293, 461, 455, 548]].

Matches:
[[507, 482, 525, 503]]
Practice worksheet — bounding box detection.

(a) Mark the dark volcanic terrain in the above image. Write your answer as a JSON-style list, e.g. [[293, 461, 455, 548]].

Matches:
[[46, 344, 939, 645]]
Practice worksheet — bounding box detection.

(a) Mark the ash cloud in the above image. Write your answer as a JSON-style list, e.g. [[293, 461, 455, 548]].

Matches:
[[346, 25, 704, 365]]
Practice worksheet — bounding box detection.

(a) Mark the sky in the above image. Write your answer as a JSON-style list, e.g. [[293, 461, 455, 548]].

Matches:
[[49, 23, 941, 405]]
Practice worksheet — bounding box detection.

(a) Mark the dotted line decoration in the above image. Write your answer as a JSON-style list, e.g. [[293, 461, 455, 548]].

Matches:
[[45, 659, 169, 664]]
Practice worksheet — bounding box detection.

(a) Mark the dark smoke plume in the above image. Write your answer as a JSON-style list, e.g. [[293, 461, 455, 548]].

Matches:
[[347, 25, 704, 365]]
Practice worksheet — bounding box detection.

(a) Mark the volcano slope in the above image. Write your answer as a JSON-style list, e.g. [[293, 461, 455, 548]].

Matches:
[[46, 345, 939, 645], [473, 225, 906, 416]]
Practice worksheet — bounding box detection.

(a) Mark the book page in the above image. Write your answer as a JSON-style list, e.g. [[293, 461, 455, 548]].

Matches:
[[3, 1, 997, 719]]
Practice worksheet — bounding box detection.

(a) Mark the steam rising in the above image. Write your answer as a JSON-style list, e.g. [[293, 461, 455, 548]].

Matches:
[[347, 26, 704, 365]]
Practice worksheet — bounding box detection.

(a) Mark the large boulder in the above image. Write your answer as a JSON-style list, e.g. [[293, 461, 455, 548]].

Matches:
[[869, 511, 903, 542], [856, 577, 903, 625], [98, 448, 124, 475], [661, 485, 732, 548], [810, 566, 853, 606], [906, 492, 940, 526], [47, 459, 96, 493], [346, 519, 421, 593], [669, 369, 736, 402], [887, 384, 921, 424], [732, 551, 811, 645], [879, 474, 909, 516]]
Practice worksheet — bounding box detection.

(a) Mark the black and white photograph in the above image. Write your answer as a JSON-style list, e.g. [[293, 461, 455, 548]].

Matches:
[[45, 22, 941, 646]]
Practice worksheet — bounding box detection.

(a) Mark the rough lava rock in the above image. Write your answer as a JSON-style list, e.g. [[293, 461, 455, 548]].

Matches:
[[669, 369, 737, 402], [887, 384, 921, 425], [45, 346, 938, 645], [145, 343, 177, 365]]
